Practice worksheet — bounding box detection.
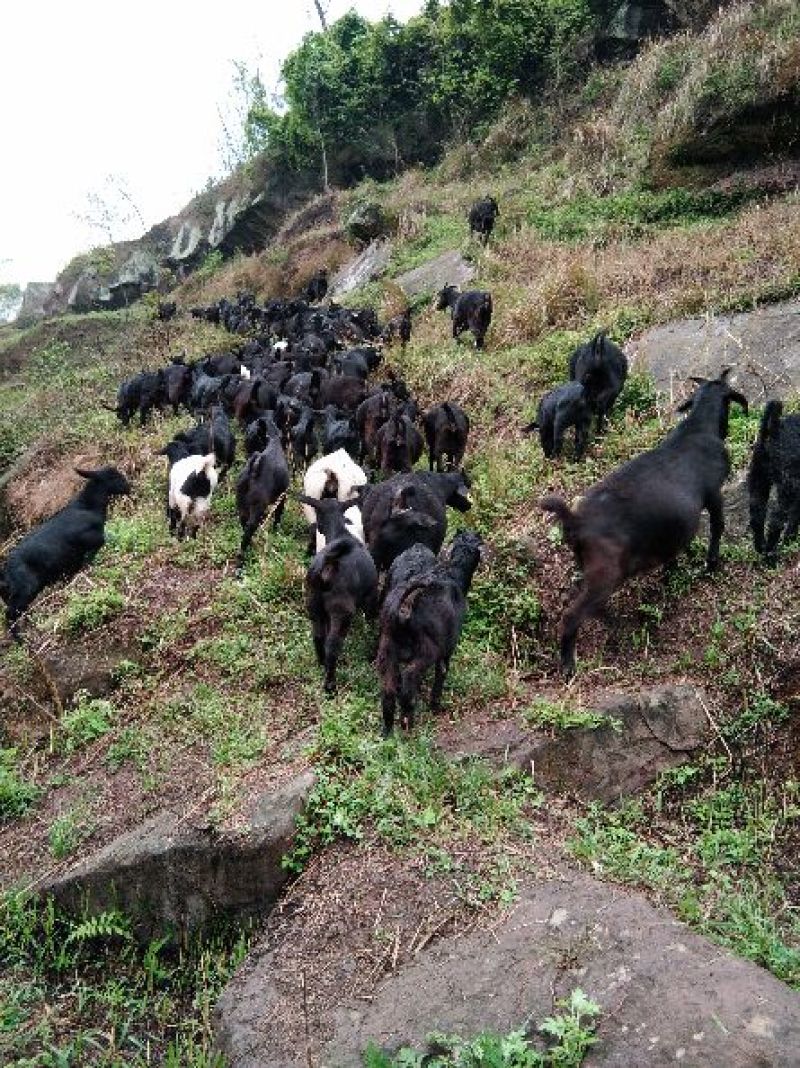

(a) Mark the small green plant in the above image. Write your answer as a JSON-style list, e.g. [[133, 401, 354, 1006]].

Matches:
[[524, 698, 620, 733], [63, 583, 125, 633], [0, 749, 41, 822], [363, 988, 601, 1066], [48, 806, 93, 859], [194, 248, 225, 280], [60, 693, 116, 753]]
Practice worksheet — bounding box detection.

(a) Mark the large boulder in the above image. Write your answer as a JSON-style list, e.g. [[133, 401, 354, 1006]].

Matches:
[[41, 771, 314, 940], [15, 282, 55, 327], [628, 299, 800, 400], [330, 239, 394, 298], [396, 249, 475, 300], [215, 859, 800, 1067], [441, 684, 708, 803], [346, 202, 392, 244], [67, 269, 112, 313]]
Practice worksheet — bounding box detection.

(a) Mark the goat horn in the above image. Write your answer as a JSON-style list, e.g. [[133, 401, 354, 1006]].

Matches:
[[688, 376, 707, 386]]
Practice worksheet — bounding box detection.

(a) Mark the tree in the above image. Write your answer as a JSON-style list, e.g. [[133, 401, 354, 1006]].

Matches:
[[0, 283, 23, 323]]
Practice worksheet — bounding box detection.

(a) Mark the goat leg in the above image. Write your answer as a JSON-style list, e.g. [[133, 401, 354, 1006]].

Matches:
[[382, 692, 396, 737], [705, 493, 724, 572], [430, 657, 450, 713], [323, 614, 351, 694]]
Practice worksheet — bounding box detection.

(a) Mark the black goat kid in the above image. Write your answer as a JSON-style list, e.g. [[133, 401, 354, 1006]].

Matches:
[[301, 496, 378, 694], [377, 530, 483, 735]]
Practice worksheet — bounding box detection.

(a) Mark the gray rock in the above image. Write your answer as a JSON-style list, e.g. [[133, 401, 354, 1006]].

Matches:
[[330, 240, 393, 298], [169, 221, 205, 263], [42, 770, 314, 940], [396, 249, 475, 300], [215, 865, 800, 1068], [628, 300, 800, 401], [15, 282, 55, 326], [346, 202, 390, 244], [67, 270, 112, 313], [445, 685, 707, 803]]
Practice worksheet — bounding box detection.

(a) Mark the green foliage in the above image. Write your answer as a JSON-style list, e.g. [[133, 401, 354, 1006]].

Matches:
[[363, 988, 601, 1066], [60, 693, 116, 753], [285, 694, 538, 874], [0, 749, 41, 822], [248, 1, 595, 185], [63, 583, 125, 633], [524, 698, 620, 732], [48, 805, 93, 859], [194, 249, 225, 281], [0, 891, 251, 1065]]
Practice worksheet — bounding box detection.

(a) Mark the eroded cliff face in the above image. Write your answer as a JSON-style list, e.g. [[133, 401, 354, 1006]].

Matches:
[[20, 155, 318, 323]]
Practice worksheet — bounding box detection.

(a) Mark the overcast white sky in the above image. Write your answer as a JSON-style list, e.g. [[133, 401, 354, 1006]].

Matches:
[[0, 0, 423, 288]]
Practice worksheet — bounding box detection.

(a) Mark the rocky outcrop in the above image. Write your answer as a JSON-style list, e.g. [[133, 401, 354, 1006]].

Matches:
[[346, 202, 392, 244], [15, 283, 55, 327], [396, 249, 475, 300], [330, 240, 394, 298], [215, 860, 800, 1067], [42, 771, 314, 940], [628, 299, 800, 400], [441, 684, 708, 803]]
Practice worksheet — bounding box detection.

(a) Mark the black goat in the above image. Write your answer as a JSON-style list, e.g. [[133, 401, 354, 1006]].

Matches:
[[381, 308, 412, 349], [301, 496, 378, 694], [362, 470, 473, 571], [436, 285, 493, 350], [468, 196, 499, 244], [377, 530, 483, 734], [106, 370, 165, 427], [290, 406, 319, 469], [245, 413, 281, 456], [304, 268, 329, 304], [376, 411, 424, 474], [208, 406, 236, 477], [157, 301, 177, 321], [542, 370, 748, 676], [522, 382, 591, 460], [423, 402, 470, 472], [0, 467, 131, 637], [748, 400, 800, 561], [319, 405, 360, 459], [236, 435, 290, 568], [569, 332, 627, 433]]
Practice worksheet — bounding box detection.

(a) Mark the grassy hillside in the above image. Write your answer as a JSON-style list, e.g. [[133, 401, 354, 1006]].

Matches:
[[1, 3, 799, 1063]]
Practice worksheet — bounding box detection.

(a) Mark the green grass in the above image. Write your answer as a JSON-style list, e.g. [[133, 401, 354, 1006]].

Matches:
[[569, 784, 800, 987], [0, 749, 41, 822], [0, 891, 251, 1066]]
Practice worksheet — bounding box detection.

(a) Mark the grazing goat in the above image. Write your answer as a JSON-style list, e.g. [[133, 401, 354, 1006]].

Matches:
[[208, 406, 236, 478], [377, 530, 483, 734], [304, 268, 328, 304], [748, 400, 800, 561], [569, 332, 627, 432], [522, 382, 591, 460], [0, 467, 130, 636], [301, 497, 378, 694], [164, 360, 193, 415], [167, 453, 218, 540], [468, 196, 499, 244], [235, 435, 290, 568], [436, 285, 493, 350], [423, 402, 470, 471], [290, 406, 319, 469], [376, 411, 424, 474], [362, 470, 473, 571], [245, 413, 281, 456], [381, 308, 412, 349], [542, 370, 748, 676], [107, 370, 165, 427], [319, 405, 361, 460], [302, 449, 368, 554], [157, 301, 177, 321]]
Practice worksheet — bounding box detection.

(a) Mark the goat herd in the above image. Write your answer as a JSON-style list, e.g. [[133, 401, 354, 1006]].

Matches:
[[2, 246, 799, 735]]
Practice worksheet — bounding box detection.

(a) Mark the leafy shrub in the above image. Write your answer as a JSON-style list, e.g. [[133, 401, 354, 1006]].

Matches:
[[0, 750, 41, 822]]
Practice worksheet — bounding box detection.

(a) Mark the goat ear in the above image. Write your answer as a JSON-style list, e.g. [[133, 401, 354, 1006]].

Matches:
[[719, 366, 733, 380], [728, 389, 748, 413], [676, 398, 693, 413], [521, 420, 538, 432], [688, 376, 707, 386], [296, 493, 321, 510], [74, 467, 96, 479]]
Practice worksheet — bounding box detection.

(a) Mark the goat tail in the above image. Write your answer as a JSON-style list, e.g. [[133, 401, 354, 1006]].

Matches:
[[541, 494, 579, 542], [757, 400, 783, 446]]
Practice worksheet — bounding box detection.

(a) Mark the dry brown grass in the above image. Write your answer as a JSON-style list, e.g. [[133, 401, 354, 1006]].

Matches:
[[488, 193, 800, 345]]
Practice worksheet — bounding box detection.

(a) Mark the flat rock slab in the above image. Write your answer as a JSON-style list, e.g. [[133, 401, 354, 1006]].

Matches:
[[216, 866, 800, 1067], [628, 299, 800, 400], [330, 240, 393, 297], [396, 249, 475, 299], [42, 771, 314, 940], [443, 684, 707, 803]]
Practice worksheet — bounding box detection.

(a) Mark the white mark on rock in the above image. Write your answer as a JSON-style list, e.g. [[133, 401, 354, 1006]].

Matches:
[[675, 1049, 686, 1060], [693, 1032, 705, 1042], [548, 908, 568, 928]]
